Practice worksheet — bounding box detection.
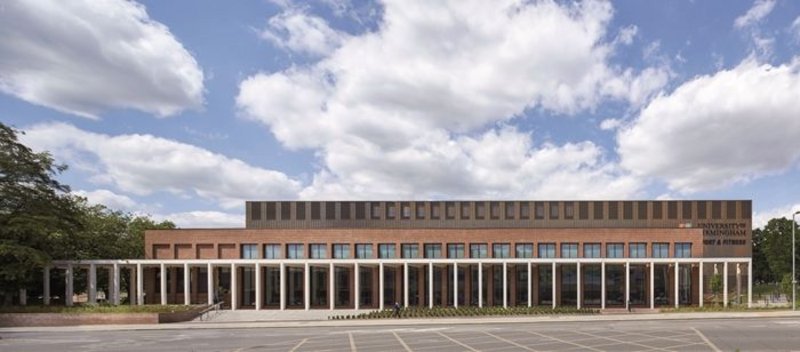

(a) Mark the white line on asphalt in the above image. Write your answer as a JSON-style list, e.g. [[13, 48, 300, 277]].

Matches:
[[348, 332, 357, 352], [289, 338, 308, 352], [570, 330, 676, 352], [483, 331, 539, 351], [525, 331, 604, 352], [393, 331, 413, 352], [436, 332, 479, 352], [691, 327, 721, 352]]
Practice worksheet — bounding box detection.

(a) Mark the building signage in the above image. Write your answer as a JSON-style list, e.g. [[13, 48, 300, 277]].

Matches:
[[698, 222, 748, 246]]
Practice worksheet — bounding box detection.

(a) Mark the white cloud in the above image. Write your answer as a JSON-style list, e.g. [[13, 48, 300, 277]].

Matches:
[[260, 9, 349, 56], [74, 189, 138, 211], [238, 1, 659, 200], [734, 0, 775, 29], [21, 122, 301, 208], [599, 118, 622, 131], [791, 16, 800, 42], [0, 0, 204, 118], [155, 211, 242, 228], [615, 25, 638, 45], [753, 203, 800, 230], [618, 57, 800, 194]]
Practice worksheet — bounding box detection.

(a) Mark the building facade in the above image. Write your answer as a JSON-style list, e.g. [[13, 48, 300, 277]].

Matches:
[[43, 200, 753, 311]]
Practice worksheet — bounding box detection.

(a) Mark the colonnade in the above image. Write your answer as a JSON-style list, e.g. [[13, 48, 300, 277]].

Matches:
[[39, 258, 752, 310]]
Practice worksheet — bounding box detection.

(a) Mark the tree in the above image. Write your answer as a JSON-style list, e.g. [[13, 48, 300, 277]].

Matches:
[[751, 228, 774, 283], [761, 217, 800, 283], [0, 122, 82, 302]]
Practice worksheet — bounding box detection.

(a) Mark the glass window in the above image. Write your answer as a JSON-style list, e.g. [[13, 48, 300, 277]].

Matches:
[[286, 244, 304, 259], [378, 244, 395, 258], [402, 244, 419, 258], [241, 244, 258, 259], [538, 243, 555, 258], [515, 243, 533, 258], [583, 243, 600, 258], [309, 244, 327, 259], [470, 244, 488, 258], [549, 202, 559, 219], [652, 243, 669, 258], [447, 243, 465, 258], [492, 243, 510, 258], [561, 243, 578, 258], [334, 244, 351, 259], [606, 243, 624, 258], [675, 243, 692, 258], [629, 243, 647, 258], [354, 244, 371, 259], [424, 244, 442, 258], [264, 244, 281, 259]]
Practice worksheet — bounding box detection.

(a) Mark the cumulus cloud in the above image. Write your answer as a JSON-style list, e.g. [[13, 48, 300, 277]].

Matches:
[[0, 0, 204, 118], [792, 16, 800, 42], [733, 0, 776, 58], [260, 8, 349, 56], [753, 203, 800, 230], [74, 189, 139, 211], [599, 118, 622, 131], [21, 122, 301, 208], [618, 57, 800, 194], [615, 25, 638, 45], [238, 0, 660, 200]]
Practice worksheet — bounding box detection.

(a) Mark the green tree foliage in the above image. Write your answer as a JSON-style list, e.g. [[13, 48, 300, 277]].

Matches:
[[751, 227, 774, 283], [760, 217, 799, 283], [0, 122, 82, 299]]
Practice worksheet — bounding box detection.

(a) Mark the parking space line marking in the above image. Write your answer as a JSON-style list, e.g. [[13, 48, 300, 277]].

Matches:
[[620, 330, 706, 346], [525, 331, 604, 352], [392, 331, 413, 352], [570, 330, 677, 352], [437, 332, 479, 352], [289, 338, 308, 352], [347, 332, 358, 352], [483, 331, 539, 351], [691, 328, 721, 352]]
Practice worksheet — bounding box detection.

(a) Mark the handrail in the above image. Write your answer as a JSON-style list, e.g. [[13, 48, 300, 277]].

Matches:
[[198, 302, 223, 321]]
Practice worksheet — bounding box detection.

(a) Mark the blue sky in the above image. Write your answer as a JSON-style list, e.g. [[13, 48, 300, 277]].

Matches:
[[1, 0, 799, 228]]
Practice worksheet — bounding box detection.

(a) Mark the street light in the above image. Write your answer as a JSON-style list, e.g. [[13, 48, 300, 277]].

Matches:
[[793, 210, 799, 311]]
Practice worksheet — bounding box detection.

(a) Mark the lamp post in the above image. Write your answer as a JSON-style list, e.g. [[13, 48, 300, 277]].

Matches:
[[793, 211, 799, 311]]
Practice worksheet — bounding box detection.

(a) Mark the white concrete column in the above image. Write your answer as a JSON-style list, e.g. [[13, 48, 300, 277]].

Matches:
[[160, 263, 167, 305], [699, 261, 704, 308], [279, 263, 286, 310], [136, 264, 144, 306], [527, 262, 532, 307], [379, 262, 385, 310], [747, 260, 753, 308], [577, 262, 581, 309], [649, 262, 655, 309], [551, 262, 556, 309], [43, 267, 51, 305], [231, 263, 237, 310], [206, 263, 214, 305], [88, 263, 97, 304], [255, 263, 262, 310], [183, 263, 191, 305], [112, 263, 120, 305], [723, 261, 728, 307], [355, 262, 361, 310], [66, 264, 74, 306], [428, 262, 433, 309], [329, 263, 335, 310], [600, 261, 606, 310], [453, 262, 458, 308], [625, 262, 630, 310], [674, 262, 680, 308], [478, 262, 483, 308], [19, 289, 26, 306], [503, 262, 508, 308], [304, 262, 310, 311], [403, 262, 409, 308]]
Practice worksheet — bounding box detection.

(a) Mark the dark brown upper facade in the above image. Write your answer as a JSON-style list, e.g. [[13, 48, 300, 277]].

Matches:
[[246, 200, 752, 230]]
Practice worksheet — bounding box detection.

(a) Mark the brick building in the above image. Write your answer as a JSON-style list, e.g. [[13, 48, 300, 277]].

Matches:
[[44, 200, 753, 310]]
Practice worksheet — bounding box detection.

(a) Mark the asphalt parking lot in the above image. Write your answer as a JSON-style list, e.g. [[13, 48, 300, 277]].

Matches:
[[3, 317, 800, 351]]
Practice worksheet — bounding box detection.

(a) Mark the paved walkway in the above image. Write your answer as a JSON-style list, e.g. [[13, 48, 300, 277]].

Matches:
[[200, 309, 372, 322], [3, 310, 799, 333]]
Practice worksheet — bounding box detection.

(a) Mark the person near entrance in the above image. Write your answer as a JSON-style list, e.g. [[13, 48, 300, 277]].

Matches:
[[393, 302, 401, 318]]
